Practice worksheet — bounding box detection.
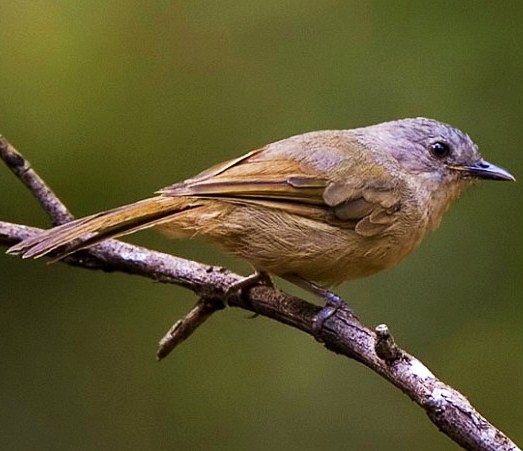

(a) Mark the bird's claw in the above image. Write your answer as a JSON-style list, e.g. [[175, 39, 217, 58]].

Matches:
[[312, 292, 353, 340], [225, 271, 274, 305]]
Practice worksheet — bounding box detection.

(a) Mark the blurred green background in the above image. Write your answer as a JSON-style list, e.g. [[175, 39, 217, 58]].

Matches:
[[1, 1, 522, 449]]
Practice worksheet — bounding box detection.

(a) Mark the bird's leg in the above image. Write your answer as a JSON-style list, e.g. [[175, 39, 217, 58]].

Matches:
[[225, 269, 274, 304], [282, 274, 354, 337]]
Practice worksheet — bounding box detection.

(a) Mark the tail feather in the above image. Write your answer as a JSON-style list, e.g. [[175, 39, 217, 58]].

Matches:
[[8, 196, 193, 259]]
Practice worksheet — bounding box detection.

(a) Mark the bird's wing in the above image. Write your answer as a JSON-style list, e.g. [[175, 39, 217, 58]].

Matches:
[[323, 175, 401, 237], [159, 148, 401, 236], [159, 148, 328, 204]]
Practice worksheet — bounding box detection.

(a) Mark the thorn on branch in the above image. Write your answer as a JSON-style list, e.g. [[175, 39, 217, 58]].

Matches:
[[375, 323, 402, 363]]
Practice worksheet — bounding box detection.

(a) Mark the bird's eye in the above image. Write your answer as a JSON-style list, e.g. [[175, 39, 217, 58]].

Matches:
[[429, 141, 451, 159]]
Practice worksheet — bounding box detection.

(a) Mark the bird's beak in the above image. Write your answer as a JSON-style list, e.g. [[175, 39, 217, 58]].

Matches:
[[452, 160, 516, 181]]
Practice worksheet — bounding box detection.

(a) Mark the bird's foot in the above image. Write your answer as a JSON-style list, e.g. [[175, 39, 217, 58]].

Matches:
[[312, 290, 353, 338], [225, 270, 274, 305], [281, 274, 355, 340]]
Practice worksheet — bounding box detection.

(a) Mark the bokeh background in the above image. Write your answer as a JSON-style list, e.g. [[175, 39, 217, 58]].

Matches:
[[1, 1, 522, 449]]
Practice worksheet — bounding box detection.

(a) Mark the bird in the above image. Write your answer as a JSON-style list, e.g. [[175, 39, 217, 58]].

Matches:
[[8, 118, 515, 328]]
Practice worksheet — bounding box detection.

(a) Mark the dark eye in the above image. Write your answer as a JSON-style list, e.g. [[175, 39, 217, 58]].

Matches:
[[429, 141, 451, 159]]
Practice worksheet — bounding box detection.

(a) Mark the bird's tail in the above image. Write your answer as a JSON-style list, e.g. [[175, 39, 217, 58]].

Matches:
[[8, 196, 197, 260]]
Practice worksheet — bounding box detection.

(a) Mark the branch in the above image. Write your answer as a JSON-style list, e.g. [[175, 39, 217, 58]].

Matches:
[[0, 135, 73, 225], [0, 135, 519, 451], [157, 296, 225, 360]]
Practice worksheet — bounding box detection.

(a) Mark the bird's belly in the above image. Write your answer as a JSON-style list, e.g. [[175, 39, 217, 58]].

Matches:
[[220, 209, 418, 285], [159, 202, 425, 285]]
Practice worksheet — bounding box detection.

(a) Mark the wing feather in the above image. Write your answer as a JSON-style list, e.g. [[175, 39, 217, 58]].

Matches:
[[160, 147, 402, 236]]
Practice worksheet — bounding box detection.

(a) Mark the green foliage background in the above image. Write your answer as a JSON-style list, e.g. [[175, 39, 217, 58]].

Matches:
[[1, 2, 522, 449]]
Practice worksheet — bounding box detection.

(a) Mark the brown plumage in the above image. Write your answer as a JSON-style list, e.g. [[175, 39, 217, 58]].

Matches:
[[8, 118, 514, 295]]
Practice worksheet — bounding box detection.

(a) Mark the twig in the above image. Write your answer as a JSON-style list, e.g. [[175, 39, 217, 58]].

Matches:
[[0, 135, 73, 225], [0, 135, 519, 451], [157, 297, 225, 360]]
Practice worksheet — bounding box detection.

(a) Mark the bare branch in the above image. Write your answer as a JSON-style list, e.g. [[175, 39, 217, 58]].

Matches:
[[1, 221, 518, 451], [157, 297, 225, 360], [0, 135, 73, 225], [1, 135, 519, 451]]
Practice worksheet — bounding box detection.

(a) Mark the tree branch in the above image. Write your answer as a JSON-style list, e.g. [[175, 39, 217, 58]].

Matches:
[[0, 135, 519, 451], [157, 296, 226, 360], [0, 135, 73, 225]]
